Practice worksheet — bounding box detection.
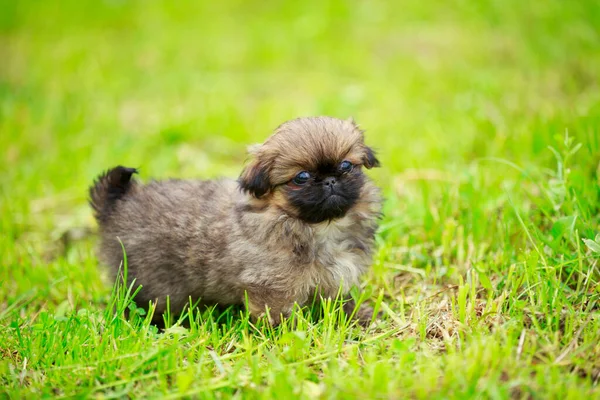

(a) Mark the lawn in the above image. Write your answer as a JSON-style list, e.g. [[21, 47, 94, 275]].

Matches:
[[1, 0, 599, 398]]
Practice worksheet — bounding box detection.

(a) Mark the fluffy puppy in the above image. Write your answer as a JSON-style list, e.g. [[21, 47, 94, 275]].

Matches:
[[90, 116, 382, 325]]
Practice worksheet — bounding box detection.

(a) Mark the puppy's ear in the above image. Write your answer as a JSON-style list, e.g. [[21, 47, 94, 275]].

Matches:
[[239, 149, 273, 198], [363, 147, 380, 169], [239, 162, 271, 198], [347, 118, 379, 168]]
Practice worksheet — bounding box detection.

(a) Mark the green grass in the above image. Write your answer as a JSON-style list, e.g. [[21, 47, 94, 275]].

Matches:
[[1, 0, 599, 398]]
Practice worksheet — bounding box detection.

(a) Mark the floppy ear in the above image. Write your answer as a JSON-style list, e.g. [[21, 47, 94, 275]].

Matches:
[[238, 160, 272, 198], [363, 146, 380, 169], [347, 117, 379, 168]]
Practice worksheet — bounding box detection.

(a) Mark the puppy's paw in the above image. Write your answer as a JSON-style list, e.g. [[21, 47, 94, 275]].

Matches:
[[343, 300, 382, 327], [246, 291, 294, 328]]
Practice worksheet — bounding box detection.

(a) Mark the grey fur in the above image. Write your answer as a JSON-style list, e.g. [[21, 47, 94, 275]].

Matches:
[[90, 117, 382, 325]]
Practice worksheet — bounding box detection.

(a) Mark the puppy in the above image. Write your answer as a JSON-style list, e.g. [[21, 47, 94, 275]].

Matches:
[[90, 116, 382, 325]]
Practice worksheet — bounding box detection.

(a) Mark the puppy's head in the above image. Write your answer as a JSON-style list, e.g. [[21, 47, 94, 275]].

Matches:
[[239, 116, 380, 223]]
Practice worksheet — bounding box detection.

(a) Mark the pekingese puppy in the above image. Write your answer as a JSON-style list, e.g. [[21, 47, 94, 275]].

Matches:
[[90, 116, 382, 325]]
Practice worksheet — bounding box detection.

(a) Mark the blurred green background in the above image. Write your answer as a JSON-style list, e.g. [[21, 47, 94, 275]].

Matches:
[[1, 0, 599, 397], [3, 0, 598, 180]]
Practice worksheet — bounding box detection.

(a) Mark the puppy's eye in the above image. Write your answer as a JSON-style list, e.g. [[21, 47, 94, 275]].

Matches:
[[292, 171, 311, 185], [339, 160, 354, 173]]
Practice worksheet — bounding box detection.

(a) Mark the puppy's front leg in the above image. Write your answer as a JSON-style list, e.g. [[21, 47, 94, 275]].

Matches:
[[342, 297, 380, 327], [245, 289, 295, 326]]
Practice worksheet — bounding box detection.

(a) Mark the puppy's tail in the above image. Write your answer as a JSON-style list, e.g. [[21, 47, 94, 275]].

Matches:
[[89, 166, 138, 223]]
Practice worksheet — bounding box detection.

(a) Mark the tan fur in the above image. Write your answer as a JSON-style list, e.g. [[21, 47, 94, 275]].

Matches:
[[91, 116, 382, 325]]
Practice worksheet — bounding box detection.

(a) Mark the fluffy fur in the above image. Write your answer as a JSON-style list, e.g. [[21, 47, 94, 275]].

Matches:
[[90, 116, 382, 325]]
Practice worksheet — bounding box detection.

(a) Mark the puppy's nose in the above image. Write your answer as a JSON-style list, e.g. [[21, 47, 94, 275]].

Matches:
[[323, 177, 337, 187]]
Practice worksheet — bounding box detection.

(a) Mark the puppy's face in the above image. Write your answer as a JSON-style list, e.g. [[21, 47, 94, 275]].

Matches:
[[239, 117, 379, 223]]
